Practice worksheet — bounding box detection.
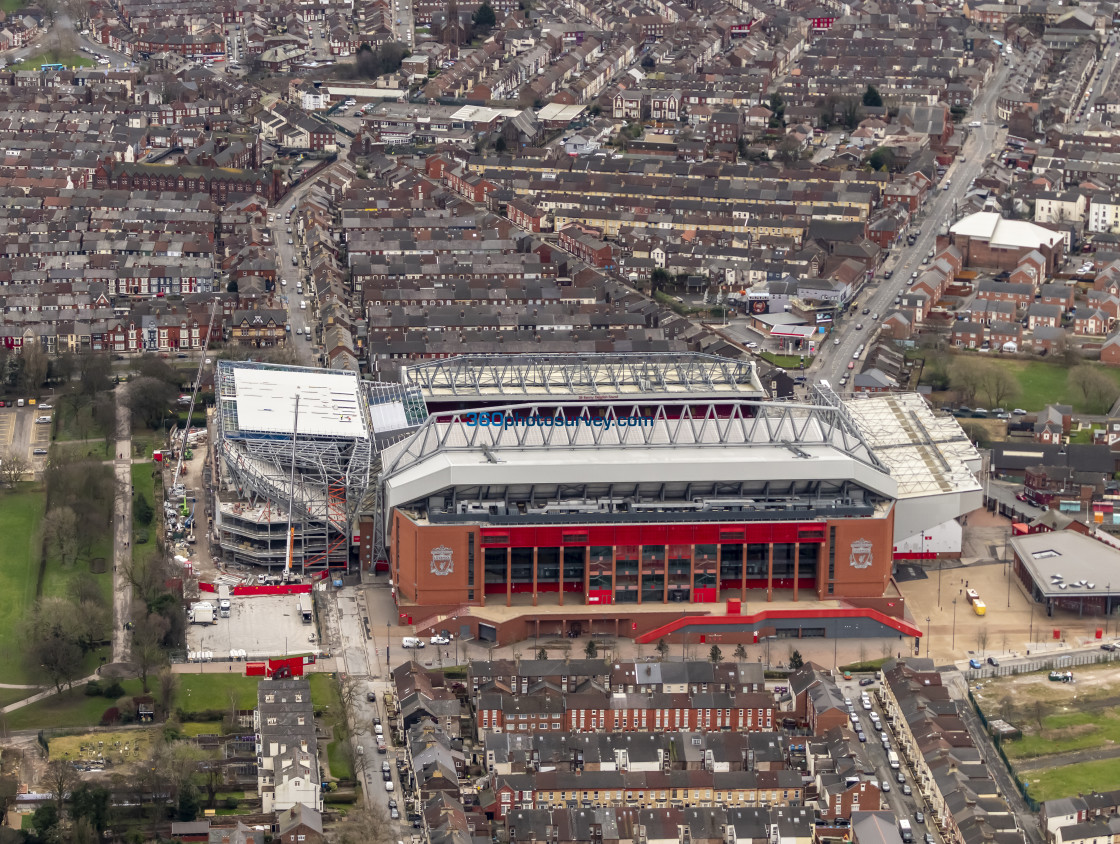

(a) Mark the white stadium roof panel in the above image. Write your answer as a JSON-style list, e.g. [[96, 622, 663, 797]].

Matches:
[[230, 366, 369, 439]]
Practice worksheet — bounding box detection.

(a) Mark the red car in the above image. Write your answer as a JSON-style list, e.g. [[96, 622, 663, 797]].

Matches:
[[1016, 493, 1028, 502]]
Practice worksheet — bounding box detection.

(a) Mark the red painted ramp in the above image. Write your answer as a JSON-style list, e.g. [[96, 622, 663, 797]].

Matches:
[[636, 606, 921, 644]]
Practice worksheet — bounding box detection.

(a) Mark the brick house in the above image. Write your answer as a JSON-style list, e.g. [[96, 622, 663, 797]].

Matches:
[[707, 111, 745, 145], [506, 198, 547, 233], [1032, 326, 1068, 353], [1102, 332, 1120, 365], [1028, 302, 1062, 330], [1073, 309, 1110, 336], [1038, 283, 1074, 308], [275, 805, 324, 844], [989, 321, 1022, 349], [951, 321, 987, 348], [558, 226, 614, 269], [976, 279, 1034, 310], [820, 779, 883, 821]]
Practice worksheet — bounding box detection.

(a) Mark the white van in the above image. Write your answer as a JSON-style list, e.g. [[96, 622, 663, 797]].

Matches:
[[300, 300, 306, 310], [401, 636, 425, 649]]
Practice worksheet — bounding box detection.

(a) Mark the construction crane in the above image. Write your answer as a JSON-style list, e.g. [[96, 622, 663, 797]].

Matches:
[[283, 393, 300, 581], [172, 299, 222, 518]]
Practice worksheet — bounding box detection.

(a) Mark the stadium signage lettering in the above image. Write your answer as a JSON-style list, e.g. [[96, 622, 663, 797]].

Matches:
[[464, 412, 654, 431]]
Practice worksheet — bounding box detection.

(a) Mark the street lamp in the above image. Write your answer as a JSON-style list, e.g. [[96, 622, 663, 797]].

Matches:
[[925, 617, 931, 659], [951, 598, 958, 652]]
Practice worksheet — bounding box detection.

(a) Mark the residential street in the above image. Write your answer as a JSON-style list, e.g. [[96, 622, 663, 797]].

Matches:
[[814, 62, 1012, 387]]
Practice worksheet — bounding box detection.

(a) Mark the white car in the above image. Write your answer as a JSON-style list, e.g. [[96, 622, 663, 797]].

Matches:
[[384, 780, 394, 792], [430, 635, 450, 645]]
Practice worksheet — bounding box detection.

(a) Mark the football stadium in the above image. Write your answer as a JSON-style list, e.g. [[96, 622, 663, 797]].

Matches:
[[212, 354, 982, 643]]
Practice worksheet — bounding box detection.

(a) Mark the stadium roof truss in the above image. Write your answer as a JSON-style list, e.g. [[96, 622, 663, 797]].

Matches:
[[381, 397, 890, 483], [400, 352, 764, 399]]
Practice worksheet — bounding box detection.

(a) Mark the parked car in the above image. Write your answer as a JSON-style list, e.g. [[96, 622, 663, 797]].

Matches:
[[969, 658, 983, 669], [858, 677, 875, 686], [430, 635, 450, 645], [987, 657, 1000, 666], [1101, 642, 1116, 651]]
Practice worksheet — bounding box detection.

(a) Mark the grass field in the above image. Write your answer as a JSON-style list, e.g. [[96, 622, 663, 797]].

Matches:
[[758, 352, 812, 370], [1027, 758, 1120, 803], [9, 50, 96, 71], [923, 358, 1120, 413], [177, 673, 261, 713], [307, 673, 352, 780], [48, 728, 156, 763], [132, 461, 162, 570], [4, 679, 146, 730], [0, 487, 47, 685], [975, 662, 1120, 801], [0, 0, 25, 12]]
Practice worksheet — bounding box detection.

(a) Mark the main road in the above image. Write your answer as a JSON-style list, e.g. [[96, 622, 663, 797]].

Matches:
[[814, 62, 1013, 388]]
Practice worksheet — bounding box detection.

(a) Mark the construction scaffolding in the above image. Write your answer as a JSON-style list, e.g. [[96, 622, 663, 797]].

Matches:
[[214, 361, 377, 570]]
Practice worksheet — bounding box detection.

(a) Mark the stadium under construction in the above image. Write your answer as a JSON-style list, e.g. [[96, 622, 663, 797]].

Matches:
[[211, 354, 982, 643]]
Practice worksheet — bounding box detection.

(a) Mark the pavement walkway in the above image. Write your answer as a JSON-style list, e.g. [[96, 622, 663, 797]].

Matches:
[[111, 391, 133, 665]]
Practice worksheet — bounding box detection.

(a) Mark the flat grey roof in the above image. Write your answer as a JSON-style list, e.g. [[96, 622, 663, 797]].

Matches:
[[1010, 531, 1120, 597]]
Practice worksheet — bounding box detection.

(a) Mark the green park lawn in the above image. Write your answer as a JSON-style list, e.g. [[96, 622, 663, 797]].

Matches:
[[0, 487, 47, 685], [1027, 757, 1120, 803], [925, 358, 1120, 413], [4, 679, 146, 730], [9, 50, 95, 71], [758, 352, 812, 370], [177, 673, 261, 714]]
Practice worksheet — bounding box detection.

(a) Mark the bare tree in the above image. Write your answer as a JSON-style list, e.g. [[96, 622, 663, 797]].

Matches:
[[948, 357, 984, 404], [131, 611, 170, 693], [976, 625, 989, 655], [158, 669, 179, 720], [0, 451, 28, 487], [43, 506, 80, 567], [1070, 365, 1120, 414], [978, 361, 1020, 409], [22, 598, 84, 693], [333, 804, 395, 844], [1032, 699, 1046, 732], [19, 342, 48, 395], [42, 759, 78, 815]]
